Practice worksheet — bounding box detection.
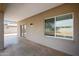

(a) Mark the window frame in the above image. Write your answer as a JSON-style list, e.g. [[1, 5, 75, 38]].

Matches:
[[44, 13, 74, 40]]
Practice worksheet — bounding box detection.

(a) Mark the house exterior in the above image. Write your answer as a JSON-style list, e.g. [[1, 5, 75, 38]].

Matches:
[[4, 24, 17, 34], [0, 3, 79, 56]]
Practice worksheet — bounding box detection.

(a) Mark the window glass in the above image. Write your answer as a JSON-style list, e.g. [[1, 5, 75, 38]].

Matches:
[[55, 14, 73, 38], [45, 18, 55, 36]]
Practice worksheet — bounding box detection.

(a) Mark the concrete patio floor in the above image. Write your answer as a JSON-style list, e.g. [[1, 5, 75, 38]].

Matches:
[[0, 34, 70, 56]]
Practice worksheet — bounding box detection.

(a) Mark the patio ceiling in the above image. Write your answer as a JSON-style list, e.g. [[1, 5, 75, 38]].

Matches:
[[4, 3, 63, 22]]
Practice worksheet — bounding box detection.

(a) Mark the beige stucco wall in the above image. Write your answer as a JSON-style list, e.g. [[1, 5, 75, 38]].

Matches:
[[18, 4, 79, 55]]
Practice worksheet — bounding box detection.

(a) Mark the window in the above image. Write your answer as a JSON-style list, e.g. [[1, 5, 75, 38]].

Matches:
[[45, 13, 73, 40]]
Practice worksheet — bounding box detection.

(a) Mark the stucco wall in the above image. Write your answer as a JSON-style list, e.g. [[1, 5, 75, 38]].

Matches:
[[18, 4, 79, 55]]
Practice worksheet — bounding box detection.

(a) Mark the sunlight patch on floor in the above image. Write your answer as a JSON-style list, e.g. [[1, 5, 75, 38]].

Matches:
[[4, 33, 18, 48]]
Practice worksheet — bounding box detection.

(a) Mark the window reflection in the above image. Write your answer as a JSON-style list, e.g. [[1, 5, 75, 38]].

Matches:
[[45, 18, 55, 36], [56, 14, 73, 38]]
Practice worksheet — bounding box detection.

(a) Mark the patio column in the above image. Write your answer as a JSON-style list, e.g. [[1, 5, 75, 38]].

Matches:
[[0, 12, 4, 49]]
